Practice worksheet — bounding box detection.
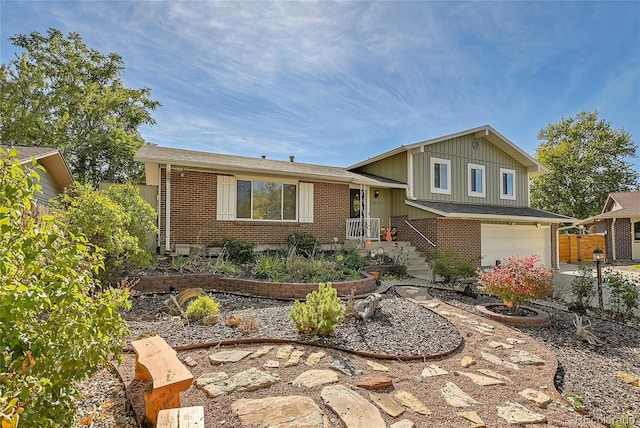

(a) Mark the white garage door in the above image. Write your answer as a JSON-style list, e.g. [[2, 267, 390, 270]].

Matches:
[[481, 224, 551, 268]]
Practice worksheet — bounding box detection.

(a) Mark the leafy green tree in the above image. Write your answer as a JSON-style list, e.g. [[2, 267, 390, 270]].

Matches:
[[0, 28, 160, 186], [530, 111, 638, 219], [51, 182, 157, 284], [0, 147, 130, 427]]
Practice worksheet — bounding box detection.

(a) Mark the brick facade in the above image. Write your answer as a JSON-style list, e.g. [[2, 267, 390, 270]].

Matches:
[[391, 215, 482, 267], [159, 168, 350, 250], [614, 218, 632, 260]]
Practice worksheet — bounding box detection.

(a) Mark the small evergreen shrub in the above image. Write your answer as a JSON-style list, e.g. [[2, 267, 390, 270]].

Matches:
[[185, 296, 220, 322], [570, 264, 595, 309], [290, 282, 345, 336], [214, 237, 255, 265], [431, 249, 477, 284]]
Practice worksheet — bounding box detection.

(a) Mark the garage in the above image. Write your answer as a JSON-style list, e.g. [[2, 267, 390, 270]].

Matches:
[[481, 224, 551, 268]]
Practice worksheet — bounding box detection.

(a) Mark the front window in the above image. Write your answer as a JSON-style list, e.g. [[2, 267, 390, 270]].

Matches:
[[634, 221, 640, 241], [236, 180, 297, 220], [468, 163, 485, 197], [500, 168, 516, 200], [430, 157, 451, 195]]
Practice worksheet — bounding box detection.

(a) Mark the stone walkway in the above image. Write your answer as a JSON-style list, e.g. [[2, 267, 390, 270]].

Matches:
[[121, 286, 604, 427]]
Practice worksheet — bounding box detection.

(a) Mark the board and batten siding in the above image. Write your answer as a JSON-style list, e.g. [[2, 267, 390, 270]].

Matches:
[[357, 151, 408, 184], [412, 135, 529, 205], [37, 169, 60, 205]]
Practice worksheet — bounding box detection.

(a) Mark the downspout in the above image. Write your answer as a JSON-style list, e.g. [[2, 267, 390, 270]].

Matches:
[[611, 218, 616, 261], [157, 164, 162, 252], [165, 164, 171, 253]]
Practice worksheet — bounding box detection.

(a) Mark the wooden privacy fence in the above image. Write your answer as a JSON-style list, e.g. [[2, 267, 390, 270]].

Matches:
[[559, 234, 606, 264]]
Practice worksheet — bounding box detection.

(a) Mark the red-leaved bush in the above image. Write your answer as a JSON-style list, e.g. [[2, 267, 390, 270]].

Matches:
[[477, 255, 553, 314]]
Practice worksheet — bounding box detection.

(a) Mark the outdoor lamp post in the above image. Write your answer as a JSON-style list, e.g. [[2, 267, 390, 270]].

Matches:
[[592, 247, 604, 311]]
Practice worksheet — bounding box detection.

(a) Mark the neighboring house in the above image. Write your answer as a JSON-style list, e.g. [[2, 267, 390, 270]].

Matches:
[[577, 192, 640, 261], [1, 145, 74, 205], [135, 125, 572, 268]]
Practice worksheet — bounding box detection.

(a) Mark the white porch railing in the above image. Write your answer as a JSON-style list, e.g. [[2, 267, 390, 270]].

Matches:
[[346, 218, 381, 242]]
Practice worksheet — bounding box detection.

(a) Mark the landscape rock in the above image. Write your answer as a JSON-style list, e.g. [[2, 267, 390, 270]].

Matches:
[[617, 371, 640, 387], [441, 381, 479, 407], [329, 357, 362, 376], [518, 389, 553, 408], [292, 370, 339, 388], [225, 314, 242, 326], [195, 372, 229, 388], [321, 385, 385, 428], [487, 340, 514, 349], [394, 390, 432, 415], [461, 356, 476, 368], [209, 349, 253, 365], [356, 376, 393, 390], [231, 395, 328, 428], [497, 401, 547, 425], [369, 393, 405, 417], [506, 338, 526, 345], [263, 360, 280, 368], [182, 356, 198, 367]]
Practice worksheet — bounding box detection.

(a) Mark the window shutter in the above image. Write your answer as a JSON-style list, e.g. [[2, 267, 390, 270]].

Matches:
[[217, 175, 235, 220], [299, 182, 314, 223]]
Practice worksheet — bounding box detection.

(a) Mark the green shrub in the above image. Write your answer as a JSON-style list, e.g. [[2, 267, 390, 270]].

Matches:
[[214, 237, 255, 265], [185, 296, 220, 322], [290, 282, 345, 336], [0, 148, 130, 427], [286, 231, 319, 256], [431, 249, 477, 284], [50, 182, 157, 285], [570, 264, 595, 309], [336, 249, 369, 271]]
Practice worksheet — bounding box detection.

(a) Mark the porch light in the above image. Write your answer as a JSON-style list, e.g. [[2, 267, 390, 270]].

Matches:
[[592, 247, 603, 262], [374, 189, 380, 198]]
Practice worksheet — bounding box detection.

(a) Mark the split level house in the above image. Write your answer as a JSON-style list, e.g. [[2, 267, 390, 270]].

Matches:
[[134, 125, 573, 269], [1, 145, 74, 206], [578, 192, 640, 262]]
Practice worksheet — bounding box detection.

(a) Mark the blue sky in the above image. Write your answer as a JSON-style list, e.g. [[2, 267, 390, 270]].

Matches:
[[2, 1, 639, 171]]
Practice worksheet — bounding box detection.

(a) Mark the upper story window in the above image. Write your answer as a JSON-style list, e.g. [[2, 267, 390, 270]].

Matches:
[[467, 163, 485, 198], [500, 168, 516, 200], [237, 180, 297, 220], [430, 157, 451, 195]]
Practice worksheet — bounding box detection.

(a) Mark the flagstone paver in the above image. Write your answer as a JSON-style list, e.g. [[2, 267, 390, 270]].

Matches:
[[457, 371, 506, 386], [283, 349, 305, 367], [198, 368, 280, 398], [249, 345, 273, 359], [366, 360, 390, 372], [460, 356, 476, 368], [208, 349, 253, 365], [476, 368, 512, 382], [510, 350, 546, 366], [389, 420, 415, 428], [369, 392, 405, 417], [329, 357, 362, 376], [292, 369, 339, 388], [441, 381, 479, 407], [422, 364, 448, 377], [305, 351, 326, 366], [481, 351, 521, 370], [395, 390, 432, 415], [497, 401, 547, 424], [321, 384, 386, 428], [263, 359, 279, 368], [275, 345, 294, 360], [231, 395, 328, 428], [519, 388, 553, 408]]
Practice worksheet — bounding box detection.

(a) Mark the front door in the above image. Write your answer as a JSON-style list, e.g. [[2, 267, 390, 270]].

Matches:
[[350, 189, 364, 218]]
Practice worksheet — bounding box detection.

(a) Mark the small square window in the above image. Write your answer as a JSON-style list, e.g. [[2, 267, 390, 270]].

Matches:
[[468, 163, 485, 197], [500, 168, 516, 200], [430, 157, 451, 195]]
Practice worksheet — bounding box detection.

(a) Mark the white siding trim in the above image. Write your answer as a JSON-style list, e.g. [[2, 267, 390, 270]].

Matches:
[[299, 182, 314, 223], [216, 175, 236, 220]]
